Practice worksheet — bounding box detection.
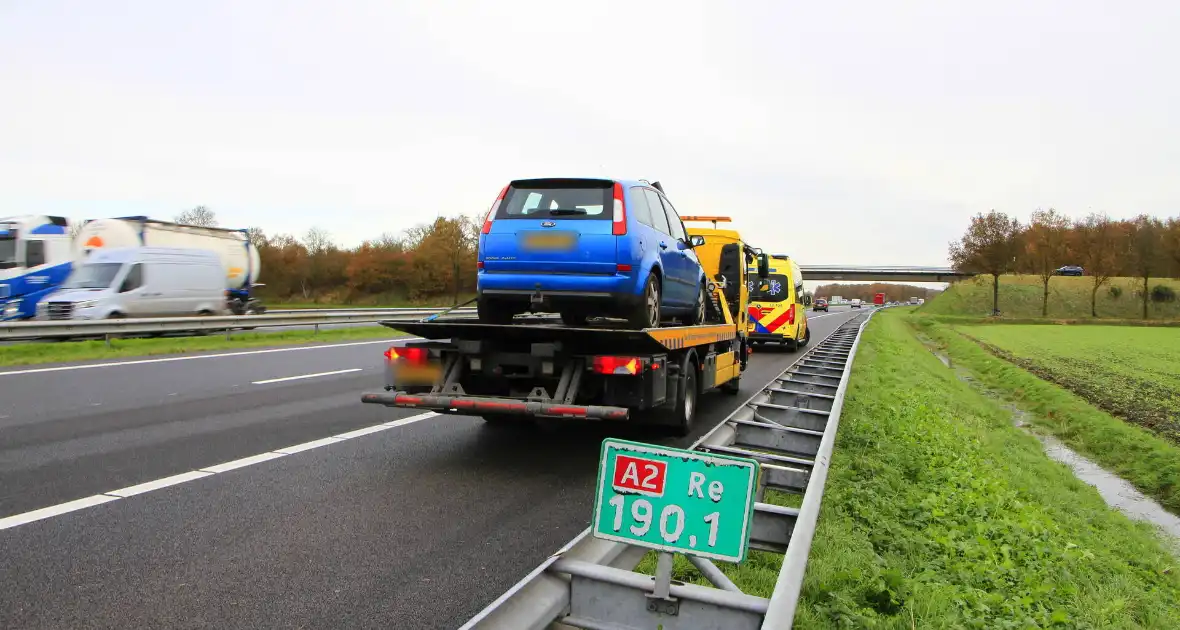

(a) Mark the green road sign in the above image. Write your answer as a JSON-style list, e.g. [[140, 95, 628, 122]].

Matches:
[[591, 438, 760, 563]]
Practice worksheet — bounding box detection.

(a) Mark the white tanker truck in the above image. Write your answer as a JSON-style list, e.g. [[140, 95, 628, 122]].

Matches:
[[72, 217, 266, 315]]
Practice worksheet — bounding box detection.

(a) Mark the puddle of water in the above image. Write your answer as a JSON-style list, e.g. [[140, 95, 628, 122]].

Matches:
[[918, 337, 1180, 546], [1037, 431, 1180, 539]]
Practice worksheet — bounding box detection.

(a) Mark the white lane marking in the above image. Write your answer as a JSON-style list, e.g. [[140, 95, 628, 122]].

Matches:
[[200, 452, 287, 473], [333, 424, 396, 440], [0, 337, 422, 378], [274, 436, 344, 454], [0, 411, 439, 531], [107, 471, 214, 498], [252, 368, 362, 385], [0, 495, 119, 530]]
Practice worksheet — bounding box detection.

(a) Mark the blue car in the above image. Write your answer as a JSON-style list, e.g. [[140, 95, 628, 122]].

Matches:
[[477, 177, 707, 329]]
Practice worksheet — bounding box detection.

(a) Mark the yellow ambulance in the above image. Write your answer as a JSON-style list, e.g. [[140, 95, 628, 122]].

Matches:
[[746, 254, 810, 350]]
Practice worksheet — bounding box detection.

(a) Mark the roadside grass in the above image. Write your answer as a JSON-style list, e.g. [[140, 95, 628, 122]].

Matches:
[[917, 318, 1180, 514], [0, 325, 405, 367], [637, 311, 1180, 628], [959, 324, 1180, 444], [925, 274, 1180, 319]]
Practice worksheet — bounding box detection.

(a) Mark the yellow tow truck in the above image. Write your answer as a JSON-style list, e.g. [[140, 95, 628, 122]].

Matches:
[[361, 215, 769, 435]]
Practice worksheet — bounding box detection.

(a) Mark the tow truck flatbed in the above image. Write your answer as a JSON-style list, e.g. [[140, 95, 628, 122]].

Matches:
[[361, 212, 772, 434], [383, 320, 738, 355]]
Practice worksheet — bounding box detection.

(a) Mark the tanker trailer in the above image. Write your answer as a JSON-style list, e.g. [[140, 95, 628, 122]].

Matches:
[[73, 216, 266, 314]]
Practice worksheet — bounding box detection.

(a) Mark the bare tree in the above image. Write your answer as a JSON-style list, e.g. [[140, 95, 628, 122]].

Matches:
[[175, 206, 218, 227], [1073, 213, 1119, 318], [1024, 208, 1071, 317], [245, 227, 268, 248], [949, 210, 1023, 316], [303, 227, 333, 256], [1127, 214, 1166, 319]]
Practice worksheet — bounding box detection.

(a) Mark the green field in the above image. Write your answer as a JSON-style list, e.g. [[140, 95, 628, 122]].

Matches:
[[925, 275, 1180, 319], [0, 325, 404, 368], [961, 325, 1180, 443], [636, 312, 1180, 627]]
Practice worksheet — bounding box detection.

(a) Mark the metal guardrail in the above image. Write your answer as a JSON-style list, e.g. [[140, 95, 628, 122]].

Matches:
[[460, 309, 876, 630], [0, 308, 477, 341], [266, 307, 469, 314]]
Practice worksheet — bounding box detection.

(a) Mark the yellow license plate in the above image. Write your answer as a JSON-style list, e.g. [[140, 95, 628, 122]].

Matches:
[[522, 231, 576, 251], [392, 363, 442, 386]]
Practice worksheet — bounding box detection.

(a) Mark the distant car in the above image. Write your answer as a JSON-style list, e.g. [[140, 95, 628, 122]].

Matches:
[[1055, 265, 1084, 276], [477, 177, 707, 329], [850, 299, 862, 308], [813, 298, 829, 312]]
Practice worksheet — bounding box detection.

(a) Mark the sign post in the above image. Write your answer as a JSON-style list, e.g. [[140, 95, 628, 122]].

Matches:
[[591, 438, 760, 564]]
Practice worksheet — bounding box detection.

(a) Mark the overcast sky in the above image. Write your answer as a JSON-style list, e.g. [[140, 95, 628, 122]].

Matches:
[[2, 0, 1177, 269]]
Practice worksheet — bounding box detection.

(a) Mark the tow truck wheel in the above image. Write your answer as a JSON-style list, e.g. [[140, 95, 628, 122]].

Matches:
[[673, 364, 699, 436]]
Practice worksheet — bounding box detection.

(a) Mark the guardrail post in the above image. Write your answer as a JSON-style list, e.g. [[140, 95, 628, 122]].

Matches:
[[104, 333, 112, 348], [314, 324, 319, 336], [225, 327, 231, 341]]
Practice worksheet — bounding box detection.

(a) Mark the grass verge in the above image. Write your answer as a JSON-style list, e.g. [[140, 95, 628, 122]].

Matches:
[[637, 311, 1180, 627], [924, 274, 1180, 320], [0, 325, 405, 368], [916, 317, 1180, 514]]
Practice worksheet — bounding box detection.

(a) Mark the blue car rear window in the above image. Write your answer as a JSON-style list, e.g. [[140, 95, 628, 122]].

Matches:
[[498, 186, 611, 220]]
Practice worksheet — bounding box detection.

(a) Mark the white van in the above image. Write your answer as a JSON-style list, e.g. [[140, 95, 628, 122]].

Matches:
[[38, 247, 228, 320]]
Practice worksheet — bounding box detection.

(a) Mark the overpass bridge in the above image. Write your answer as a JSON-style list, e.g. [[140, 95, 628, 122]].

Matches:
[[790, 264, 974, 283]]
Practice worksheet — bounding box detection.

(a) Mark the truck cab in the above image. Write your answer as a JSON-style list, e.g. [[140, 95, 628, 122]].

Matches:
[[0, 215, 74, 320]]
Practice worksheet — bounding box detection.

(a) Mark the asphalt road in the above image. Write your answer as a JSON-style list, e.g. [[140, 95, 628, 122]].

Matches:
[[0, 307, 861, 630]]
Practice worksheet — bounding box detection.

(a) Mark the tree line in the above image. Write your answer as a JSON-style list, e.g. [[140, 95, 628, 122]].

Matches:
[[950, 210, 1180, 318], [175, 207, 479, 304]]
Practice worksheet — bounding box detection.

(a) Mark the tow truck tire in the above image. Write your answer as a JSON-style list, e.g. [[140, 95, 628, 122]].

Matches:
[[626, 273, 661, 330], [477, 297, 515, 325], [672, 364, 699, 436]]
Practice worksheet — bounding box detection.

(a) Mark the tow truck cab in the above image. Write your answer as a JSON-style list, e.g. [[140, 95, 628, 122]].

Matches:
[[362, 215, 769, 435]]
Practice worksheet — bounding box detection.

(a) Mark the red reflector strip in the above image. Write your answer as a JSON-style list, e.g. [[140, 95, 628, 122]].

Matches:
[[617, 264, 632, 272], [546, 406, 588, 416], [394, 395, 423, 405]]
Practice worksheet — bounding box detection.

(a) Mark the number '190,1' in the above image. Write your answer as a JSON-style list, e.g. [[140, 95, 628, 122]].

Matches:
[[607, 495, 720, 547]]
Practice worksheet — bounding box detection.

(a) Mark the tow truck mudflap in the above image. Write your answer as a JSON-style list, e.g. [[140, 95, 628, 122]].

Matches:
[[360, 391, 630, 420]]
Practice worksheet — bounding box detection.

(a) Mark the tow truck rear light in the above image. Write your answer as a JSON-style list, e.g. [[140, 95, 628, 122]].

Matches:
[[611, 183, 627, 236], [481, 185, 508, 234], [384, 346, 429, 364], [593, 355, 641, 375]]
